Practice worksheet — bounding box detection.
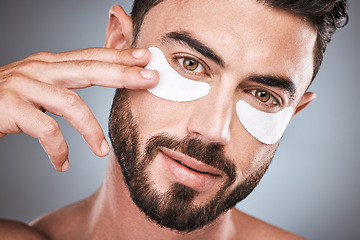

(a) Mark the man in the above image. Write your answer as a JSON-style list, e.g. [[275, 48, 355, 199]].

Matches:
[[0, 0, 349, 239]]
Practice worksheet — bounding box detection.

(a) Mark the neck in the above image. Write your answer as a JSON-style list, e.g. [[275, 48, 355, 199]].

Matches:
[[88, 151, 235, 240]]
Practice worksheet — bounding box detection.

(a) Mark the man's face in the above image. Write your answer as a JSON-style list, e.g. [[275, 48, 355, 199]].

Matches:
[[109, 0, 316, 233]]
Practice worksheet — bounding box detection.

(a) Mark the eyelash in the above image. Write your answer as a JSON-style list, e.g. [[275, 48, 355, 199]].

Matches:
[[171, 56, 208, 77], [246, 89, 282, 108]]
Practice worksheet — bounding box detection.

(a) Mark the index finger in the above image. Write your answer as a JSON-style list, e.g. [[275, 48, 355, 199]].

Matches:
[[27, 48, 152, 67], [16, 60, 159, 89]]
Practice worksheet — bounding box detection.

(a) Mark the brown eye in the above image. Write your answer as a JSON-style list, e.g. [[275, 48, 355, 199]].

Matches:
[[183, 57, 199, 71], [255, 90, 271, 102]]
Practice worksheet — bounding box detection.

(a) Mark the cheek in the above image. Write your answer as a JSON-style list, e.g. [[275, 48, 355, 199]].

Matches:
[[128, 90, 190, 137], [227, 118, 277, 180]]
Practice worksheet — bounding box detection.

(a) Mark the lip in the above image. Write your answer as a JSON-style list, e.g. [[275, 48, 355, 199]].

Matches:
[[159, 147, 224, 191]]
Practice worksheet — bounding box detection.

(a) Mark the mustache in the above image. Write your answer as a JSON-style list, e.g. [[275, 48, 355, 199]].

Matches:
[[145, 134, 237, 184]]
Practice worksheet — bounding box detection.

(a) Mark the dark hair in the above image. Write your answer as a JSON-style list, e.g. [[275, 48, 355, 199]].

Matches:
[[131, 0, 164, 45], [131, 0, 349, 82]]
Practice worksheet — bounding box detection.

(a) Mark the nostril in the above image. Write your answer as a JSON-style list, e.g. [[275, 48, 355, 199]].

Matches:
[[187, 119, 231, 145]]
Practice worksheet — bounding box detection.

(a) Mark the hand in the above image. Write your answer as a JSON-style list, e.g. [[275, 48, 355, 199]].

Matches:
[[0, 48, 158, 172]]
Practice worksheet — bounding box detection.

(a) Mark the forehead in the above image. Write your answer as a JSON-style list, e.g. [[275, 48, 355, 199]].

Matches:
[[137, 0, 317, 97]]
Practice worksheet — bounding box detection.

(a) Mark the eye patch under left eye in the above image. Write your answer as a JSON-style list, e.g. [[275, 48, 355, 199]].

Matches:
[[145, 47, 211, 102], [236, 100, 294, 144]]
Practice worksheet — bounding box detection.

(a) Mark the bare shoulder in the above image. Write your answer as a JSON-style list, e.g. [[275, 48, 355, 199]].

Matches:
[[0, 219, 48, 240], [29, 197, 93, 240], [231, 208, 306, 240]]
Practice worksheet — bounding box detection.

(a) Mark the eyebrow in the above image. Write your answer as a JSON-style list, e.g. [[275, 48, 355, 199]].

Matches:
[[162, 31, 225, 68], [247, 75, 297, 99]]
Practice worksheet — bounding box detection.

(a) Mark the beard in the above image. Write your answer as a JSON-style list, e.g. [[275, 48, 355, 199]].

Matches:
[[108, 89, 272, 233]]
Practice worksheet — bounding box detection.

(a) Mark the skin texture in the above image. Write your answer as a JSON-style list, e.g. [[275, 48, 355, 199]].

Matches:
[[0, 0, 318, 239]]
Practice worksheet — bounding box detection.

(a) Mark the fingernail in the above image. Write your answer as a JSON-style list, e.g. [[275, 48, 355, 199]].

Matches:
[[61, 160, 70, 172], [140, 69, 156, 80], [101, 139, 110, 155], [132, 49, 147, 59]]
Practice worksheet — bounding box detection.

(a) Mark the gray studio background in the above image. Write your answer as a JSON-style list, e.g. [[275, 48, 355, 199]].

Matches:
[[0, 1, 359, 239]]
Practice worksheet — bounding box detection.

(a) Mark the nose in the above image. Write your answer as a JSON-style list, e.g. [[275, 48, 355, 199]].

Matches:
[[186, 89, 233, 145]]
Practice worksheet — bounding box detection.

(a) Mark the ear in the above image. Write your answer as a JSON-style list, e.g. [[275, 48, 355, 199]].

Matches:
[[105, 5, 134, 49], [293, 91, 316, 116]]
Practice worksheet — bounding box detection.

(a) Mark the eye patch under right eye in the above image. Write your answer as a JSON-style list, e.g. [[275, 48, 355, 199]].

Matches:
[[145, 47, 211, 102]]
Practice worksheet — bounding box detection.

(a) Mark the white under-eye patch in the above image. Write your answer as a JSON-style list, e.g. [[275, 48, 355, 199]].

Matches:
[[236, 100, 294, 144], [145, 47, 211, 102]]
